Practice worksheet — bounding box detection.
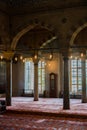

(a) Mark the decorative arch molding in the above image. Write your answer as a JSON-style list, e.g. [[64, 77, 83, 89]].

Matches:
[[11, 24, 34, 50], [11, 20, 57, 50], [70, 22, 87, 46]]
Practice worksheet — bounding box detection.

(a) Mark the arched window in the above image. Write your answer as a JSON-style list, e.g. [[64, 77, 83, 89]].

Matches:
[[24, 59, 45, 94], [0, 61, 6, 94], [24, 59, 34, 94], [69, 59, 82, 95], [38, 61, 45, 94]]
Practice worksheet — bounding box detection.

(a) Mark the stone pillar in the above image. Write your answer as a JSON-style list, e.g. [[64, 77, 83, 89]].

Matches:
[[82, 56, 87, 103], [6, 60, 12, 106], [63, 56, 70, 109], [33, 56, 39, 101]]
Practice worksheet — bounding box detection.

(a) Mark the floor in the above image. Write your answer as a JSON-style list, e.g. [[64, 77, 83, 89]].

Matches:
[[0, 97, 87, 130], [6, 97, 87, 117]]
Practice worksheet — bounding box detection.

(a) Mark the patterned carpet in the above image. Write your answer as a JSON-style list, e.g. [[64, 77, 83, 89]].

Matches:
[[0, 113, 87, 130], [0, 97, 87, 130], [6, 97, 87, 118]]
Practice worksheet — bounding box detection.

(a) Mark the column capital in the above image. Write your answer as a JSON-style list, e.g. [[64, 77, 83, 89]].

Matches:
[[61, 49, 69, 59], [62, 52, 69, 61], [3, 51, 14, 60], [63, 56, 69, 61]]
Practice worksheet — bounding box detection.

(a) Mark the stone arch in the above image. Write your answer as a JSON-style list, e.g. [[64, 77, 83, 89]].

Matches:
[[11, 20, 57, 50], [70, 22, 87, 46]]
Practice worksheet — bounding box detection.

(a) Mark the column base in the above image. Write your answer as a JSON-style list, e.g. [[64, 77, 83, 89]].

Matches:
[[6, 98, 11, 106], [34, 98, 39, 101], [63, 107, 70, 110], [6, 102, 11, 106], [63, 100, 70, 110], [82, 100, 87, 103]]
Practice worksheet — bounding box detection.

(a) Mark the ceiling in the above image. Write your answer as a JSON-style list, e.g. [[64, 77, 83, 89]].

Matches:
[[0, 0, 87, 58], [0, 0, 87, 15]]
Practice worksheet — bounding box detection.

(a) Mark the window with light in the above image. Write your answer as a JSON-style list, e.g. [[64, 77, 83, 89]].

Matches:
[[24, 59, 45, 94], [69, 59, 82, 95], [38, 61, 45, 94], [24, 59, 34, 93]]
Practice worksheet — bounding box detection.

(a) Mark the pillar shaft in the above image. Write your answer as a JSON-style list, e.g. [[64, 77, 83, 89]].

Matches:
[[33, 62, 39, 101], [6, 60, 12, 106], [82, 58, 87, 103], [63, 56, 70, 109]]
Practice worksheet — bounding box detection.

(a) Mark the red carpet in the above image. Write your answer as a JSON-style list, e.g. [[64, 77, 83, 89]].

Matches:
[[6, 97, 87, 118], [0, 112, 87, 130], [0, 97, 87, 129]]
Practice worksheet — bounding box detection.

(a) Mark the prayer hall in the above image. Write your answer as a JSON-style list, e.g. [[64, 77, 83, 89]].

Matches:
[[0, 0, 87, 129]]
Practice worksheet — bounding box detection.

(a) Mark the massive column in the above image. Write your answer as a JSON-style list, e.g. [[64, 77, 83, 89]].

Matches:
[[6, 60, 12, 106], [82, 53, 87, 103], [3, 51, 14, 106], [63, 53, 70, 109], [33, 55, 39, 101]]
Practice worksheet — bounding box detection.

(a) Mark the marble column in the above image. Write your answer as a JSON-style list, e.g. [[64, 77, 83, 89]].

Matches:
[[6, 60, 12, 106], [82, 57, 87, 103], [63, 56, 70, 109], [33, 57, 39, 101]]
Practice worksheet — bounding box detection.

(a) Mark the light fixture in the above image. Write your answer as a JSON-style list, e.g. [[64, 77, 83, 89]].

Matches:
[[81, 53, 84, 57], [70, 55, 73, 59], [20, 56, 23, 60], [0, 55, 3, 60], [49, 52, 53, 60], [23, 59, 25, 63], [14, 57, 18, 61], [34, 50, 38, 60], [34, 54, 38, 59]]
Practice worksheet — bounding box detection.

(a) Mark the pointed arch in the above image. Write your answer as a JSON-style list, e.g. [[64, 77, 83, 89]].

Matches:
[[11, 21, 57, 50], [70, 23, 87, 46], [11, 24, 34, 50]]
